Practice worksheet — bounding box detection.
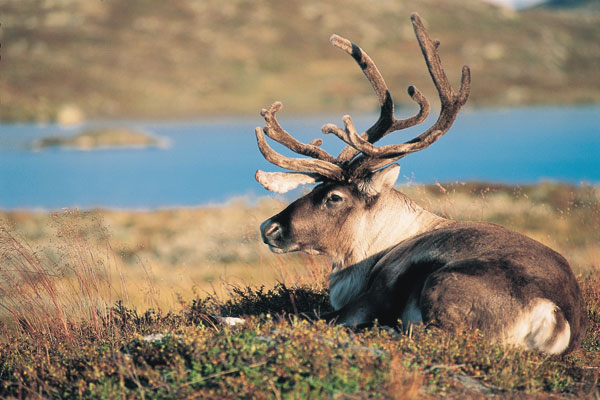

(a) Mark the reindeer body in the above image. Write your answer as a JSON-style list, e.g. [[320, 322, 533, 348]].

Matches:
[[253, 13, 586, 354], [330, 215, 585, 354], [330, 220, 585, 354], [261, 173, 586, 354]]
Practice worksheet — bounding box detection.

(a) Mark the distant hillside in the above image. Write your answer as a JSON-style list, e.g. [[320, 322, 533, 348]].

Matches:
[[1, 0, 599, 121]]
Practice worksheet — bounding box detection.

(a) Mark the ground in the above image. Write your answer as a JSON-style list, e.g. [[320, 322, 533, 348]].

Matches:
[[0, 182, 598, 398]]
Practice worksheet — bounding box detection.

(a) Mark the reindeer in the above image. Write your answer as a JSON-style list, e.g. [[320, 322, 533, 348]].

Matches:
[[254, 13, 586, 354]]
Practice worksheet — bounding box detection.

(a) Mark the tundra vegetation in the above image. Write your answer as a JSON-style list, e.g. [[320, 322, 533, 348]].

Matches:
[[1, 182, 599, 398]]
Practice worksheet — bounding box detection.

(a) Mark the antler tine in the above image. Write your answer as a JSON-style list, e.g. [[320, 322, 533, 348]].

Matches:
[[255, 127, 344, 180], [391, 85, 431, 130], [261, 102, 337, 163], [344, 13, 471, 176], [254, 13, 469, 189], [255, 170, 319, 194], [410, 13, 470, 108], [326, 34, 431, 163], [329, 34, 390, 110], [322, 85, 432, 158]]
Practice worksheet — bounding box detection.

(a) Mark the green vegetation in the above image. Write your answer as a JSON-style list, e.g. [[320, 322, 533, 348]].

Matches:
[[31, 129, 167, 150], [0, 284, 599, 398], [0, 183, 599, 398], [2, 0, 599, 122]]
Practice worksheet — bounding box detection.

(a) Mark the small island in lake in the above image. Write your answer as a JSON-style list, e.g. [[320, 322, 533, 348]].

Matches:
[[32, 129, 169, 151]]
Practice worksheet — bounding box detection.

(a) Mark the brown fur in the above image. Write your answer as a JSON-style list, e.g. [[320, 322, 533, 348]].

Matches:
[[255, 14, 586, 354], [260, 173, 586, 353]]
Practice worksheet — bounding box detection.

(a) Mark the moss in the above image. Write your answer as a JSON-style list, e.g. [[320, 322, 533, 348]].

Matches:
[[1, 279, 599, 398]]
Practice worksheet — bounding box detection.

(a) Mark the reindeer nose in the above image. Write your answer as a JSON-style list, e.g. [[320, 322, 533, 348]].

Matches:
[[260, 220, 282, 243]]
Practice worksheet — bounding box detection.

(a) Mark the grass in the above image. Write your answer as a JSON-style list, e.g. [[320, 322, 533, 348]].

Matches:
[[0, 182, 599, 398]]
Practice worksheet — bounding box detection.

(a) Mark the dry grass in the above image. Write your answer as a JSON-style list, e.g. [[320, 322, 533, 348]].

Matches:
[[386, 355, 423, 399], [0, 182, 599, 398], [0, 199, 330, 315], [1, 182, 597, 317], [0, 211, 131, 342]]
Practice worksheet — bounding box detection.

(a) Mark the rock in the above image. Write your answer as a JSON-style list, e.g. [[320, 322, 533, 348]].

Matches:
[[57, 104, 85, 125]]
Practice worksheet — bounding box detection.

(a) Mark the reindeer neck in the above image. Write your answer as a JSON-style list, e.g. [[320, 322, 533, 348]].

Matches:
[[333, 189, 448, 272]]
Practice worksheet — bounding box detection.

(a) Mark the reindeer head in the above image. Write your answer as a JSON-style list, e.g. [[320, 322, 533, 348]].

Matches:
[[255, 13, 470, 263]]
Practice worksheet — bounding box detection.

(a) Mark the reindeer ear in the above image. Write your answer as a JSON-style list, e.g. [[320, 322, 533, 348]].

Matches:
[[255, 170, 318, 193], [363, 164, 400, 195]]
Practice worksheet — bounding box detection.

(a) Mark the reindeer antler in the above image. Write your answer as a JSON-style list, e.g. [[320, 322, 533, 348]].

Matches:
[[325, 34, 431, 164], [255, 13, 470, 192], [254, 102, 344, 192]]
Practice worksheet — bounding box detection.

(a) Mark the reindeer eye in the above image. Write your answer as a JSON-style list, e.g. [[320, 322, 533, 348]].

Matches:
[[326, 193, 344, 207]]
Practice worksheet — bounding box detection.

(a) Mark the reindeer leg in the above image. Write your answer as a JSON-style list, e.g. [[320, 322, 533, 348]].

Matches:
[[325, 294, 378, 328]]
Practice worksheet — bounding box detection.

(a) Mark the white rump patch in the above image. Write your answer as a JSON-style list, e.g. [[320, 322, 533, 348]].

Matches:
[[504, 298, 570, 354]]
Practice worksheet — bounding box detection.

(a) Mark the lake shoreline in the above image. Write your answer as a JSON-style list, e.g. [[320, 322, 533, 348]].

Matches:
[[0, 181, 598, 213], [1, 107, 598, 209]]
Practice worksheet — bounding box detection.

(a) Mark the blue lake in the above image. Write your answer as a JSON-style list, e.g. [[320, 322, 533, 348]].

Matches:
[[0, 107, 599, 210]]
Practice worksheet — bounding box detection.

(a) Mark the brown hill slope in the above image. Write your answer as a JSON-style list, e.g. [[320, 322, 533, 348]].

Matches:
[[1, 0, 599, 121]]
